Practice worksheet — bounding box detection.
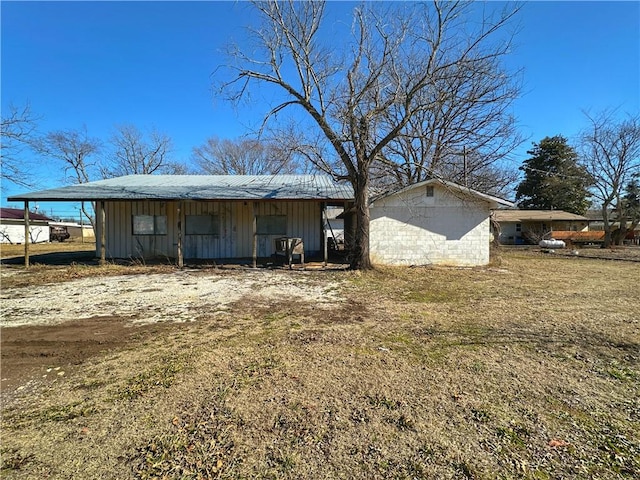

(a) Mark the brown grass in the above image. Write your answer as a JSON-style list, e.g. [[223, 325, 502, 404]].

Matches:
[[1, 251, 639, 479], [0, 240, 96, 258]]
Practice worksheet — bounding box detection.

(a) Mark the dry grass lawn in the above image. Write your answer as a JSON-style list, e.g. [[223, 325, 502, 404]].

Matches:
[[1, 240, 96, 258], [1, 250, 638, 479]]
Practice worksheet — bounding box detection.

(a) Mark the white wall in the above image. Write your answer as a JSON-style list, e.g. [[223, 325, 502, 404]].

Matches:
[[369, 184, 491, 266], [0, 221, 50, 244]]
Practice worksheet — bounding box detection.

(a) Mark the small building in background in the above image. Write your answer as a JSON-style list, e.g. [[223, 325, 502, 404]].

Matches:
[[0, 208, 52, 244], [49, 221, 96, 242], [492, 209, 589, 245]]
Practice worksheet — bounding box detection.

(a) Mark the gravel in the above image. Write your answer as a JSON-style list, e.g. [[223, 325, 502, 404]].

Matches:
[[0, 269, 344, 328]]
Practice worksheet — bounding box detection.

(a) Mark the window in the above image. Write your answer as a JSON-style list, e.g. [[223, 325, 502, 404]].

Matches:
[[132, 215, 167, 235], [186, 215, 220, 235], [425, 186, 435, 197], [256, 215, 287, 235], [515, 223, 522, 232]]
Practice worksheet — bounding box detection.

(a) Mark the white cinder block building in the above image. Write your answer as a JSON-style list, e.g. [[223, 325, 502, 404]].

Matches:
[[369, 179, 512, 266]]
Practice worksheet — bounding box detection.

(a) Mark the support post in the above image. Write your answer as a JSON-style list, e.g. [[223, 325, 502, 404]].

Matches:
[[322, 203, 328, 268], [177, 201, 184, 268], [23, 201, 30, 268], [252, 202, 257, 268], [80, 201, 85, 243], [99, 201, 106, 265]]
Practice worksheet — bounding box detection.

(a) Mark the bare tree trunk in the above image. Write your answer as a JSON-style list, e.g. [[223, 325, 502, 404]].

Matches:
[[351, 173, 372, 270], [602, 205, 612, 248]]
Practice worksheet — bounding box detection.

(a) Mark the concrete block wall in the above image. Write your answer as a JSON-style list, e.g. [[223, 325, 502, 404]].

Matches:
[[369, 186, 491, 266]]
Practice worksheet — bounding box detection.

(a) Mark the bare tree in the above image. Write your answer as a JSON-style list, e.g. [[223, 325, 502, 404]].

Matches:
[[192, 136, 297, 175], [31, 127, 102, 228], [221, 1, 521, 269], [1, 102, 40, 187], [104, 125, 183, 177], [579, 111, 640, 247], [375, 54, 523, 194], [33, 128, 101, 184]]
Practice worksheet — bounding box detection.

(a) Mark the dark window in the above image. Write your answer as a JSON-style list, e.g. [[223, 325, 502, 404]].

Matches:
[[256, 215, 287, 235], [425, 186, 435, 197], [186, 215, 220, 235], [132, 215, 167, 235]]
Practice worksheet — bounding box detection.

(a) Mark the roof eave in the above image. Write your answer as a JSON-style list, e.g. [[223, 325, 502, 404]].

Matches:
[[372, 178, 514, 208]]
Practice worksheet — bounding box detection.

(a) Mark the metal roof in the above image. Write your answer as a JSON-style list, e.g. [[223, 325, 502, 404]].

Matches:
[[0, 207, 52, 222], [492, 209, 588, 223], [8, 175, 354, 202]]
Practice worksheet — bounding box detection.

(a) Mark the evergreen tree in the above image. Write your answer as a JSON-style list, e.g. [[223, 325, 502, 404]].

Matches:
[[515, 136, 592, 214]]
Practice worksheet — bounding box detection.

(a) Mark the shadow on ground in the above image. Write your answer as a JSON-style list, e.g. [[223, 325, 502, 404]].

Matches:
[[1, 251, 351, 269], [1, 251, 99, 266]]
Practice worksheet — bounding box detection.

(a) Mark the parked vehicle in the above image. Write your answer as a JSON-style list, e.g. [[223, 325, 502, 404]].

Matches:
[[50, 225, 70, 242]]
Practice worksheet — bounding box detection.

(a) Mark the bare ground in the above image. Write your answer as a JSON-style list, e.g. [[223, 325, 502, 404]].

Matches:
[[1, 248, 639, 479]]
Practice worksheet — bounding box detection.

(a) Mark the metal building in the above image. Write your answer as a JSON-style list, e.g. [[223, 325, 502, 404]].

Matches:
[[8, 175, 354, 266]]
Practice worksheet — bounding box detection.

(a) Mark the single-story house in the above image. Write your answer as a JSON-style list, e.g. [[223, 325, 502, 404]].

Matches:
[[492, 209, 589, 245], [0, 207, 52, 244], [8, 174, 512, 267], [368, 179, 513, 266], [585, 209, 640, 240]]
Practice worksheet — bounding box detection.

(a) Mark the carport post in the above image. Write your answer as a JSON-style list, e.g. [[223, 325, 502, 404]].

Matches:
[[99, 201, 106, 265], [252, 202, 257, 268], [322, 203, 328, 268], [23, 201, 30, 268], [177, 201, 184, 268]]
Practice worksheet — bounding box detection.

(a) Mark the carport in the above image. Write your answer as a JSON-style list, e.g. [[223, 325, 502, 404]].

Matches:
[[8, 174, 354, 268]]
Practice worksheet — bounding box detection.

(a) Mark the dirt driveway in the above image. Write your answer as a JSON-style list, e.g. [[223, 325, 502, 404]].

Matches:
[[1, 268, 344, 390]]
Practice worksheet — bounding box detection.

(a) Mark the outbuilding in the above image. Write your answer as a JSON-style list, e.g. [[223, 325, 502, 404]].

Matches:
[[368, 179, 513, 266], [0, 208, 51, 244]]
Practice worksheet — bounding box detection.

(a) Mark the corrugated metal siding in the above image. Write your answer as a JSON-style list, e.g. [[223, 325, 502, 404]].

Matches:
[[182, 201, 235, 259], [103, 201, 178, 259], [102, 200, 323, 260]]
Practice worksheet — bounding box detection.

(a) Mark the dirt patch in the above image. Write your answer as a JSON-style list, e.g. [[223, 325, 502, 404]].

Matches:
[[1, 269, 344, 391], [1, 269, 343, 328], [0, 317, 178, 390]]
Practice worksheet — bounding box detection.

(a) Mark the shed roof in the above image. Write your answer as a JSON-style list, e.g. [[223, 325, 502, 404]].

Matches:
[[492, 209, 588, 223], [0, 207, 52, 222], [7, 175, 354, 202]]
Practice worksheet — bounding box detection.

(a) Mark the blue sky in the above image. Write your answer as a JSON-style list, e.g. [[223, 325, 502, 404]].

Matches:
[[1, 1, 639, 216]]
